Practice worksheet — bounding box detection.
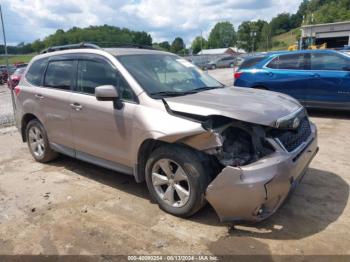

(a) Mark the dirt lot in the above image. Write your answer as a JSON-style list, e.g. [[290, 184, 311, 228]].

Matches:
[[0, 73, 349, 257]]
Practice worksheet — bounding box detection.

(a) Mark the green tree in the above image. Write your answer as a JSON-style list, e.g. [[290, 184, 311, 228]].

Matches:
[[259, 23, 272, 51], [208, 21, 236, 48], [270, 13, 292, 35], [237, 20, 267, 52], [132, 31, 152, 46], [191, 36, 207, 54], [170, 37, 185, 53], [31, 39, 45, 53], [159, 41, 171, 51]]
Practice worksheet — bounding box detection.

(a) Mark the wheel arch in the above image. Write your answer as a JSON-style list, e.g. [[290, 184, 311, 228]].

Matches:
[[134, 139, 170, 183], [21, 113, 41, 142]]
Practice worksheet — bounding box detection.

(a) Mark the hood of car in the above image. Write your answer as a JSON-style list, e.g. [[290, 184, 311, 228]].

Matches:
[[164, 86, 302, 127]]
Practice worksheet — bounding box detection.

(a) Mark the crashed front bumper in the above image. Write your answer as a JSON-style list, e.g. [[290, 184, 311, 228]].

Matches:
[[206, 123, 318, 222]]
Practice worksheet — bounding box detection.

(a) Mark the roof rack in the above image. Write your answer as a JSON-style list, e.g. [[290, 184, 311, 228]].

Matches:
[[92, 42, 155, 50], [40, 42, 101, 54]]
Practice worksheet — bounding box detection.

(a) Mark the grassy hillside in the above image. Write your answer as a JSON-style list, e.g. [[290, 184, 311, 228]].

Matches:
[[0, 54, 35, 65], [271, 28, 300, 50]]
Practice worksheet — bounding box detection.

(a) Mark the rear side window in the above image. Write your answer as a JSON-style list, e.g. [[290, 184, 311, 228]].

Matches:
[[25, 58, 48, 86], [44, 60, 75, 90], [311, 53, 350, 71], [267, 54, 309, 70], [239, 57, 266, 69]]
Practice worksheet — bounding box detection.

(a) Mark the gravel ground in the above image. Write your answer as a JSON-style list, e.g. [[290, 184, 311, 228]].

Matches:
[[207, 68, 234, 86], [0, 112, 349, 257], [0, 69, 349, 258], [0, 85, 15, 126]]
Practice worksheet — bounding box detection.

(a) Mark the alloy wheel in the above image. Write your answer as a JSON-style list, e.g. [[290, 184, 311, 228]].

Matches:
[[28, 126, 45, 157], [151, 158, 190, 208]]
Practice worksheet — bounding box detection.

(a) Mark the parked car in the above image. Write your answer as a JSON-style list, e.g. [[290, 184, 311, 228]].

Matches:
[[234, 50, 350, 110], [14, 43, 318, 222], [0, 65, 16, 85], [0, 66, 8, 85], [205, 56, 236, 70], [8, 67, 26, 90], [14, 62, 28, 69]]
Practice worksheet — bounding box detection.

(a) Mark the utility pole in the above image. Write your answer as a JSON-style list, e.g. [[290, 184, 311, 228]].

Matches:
[[200, 30, 203, 52], [0, 4, 16, 114], [0, 5, 9, 69]]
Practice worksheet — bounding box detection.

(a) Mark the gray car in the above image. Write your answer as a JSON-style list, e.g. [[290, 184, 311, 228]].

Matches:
[[205, 56, 236, 70], [13, 43, 318, 222]]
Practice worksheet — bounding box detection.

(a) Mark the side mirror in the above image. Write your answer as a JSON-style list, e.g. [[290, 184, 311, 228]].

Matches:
[[95, 85, 124, 110], [95, 85, 119, 101]]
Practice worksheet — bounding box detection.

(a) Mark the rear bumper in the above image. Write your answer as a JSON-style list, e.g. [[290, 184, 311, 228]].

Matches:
[[206, 123, 318, 222]]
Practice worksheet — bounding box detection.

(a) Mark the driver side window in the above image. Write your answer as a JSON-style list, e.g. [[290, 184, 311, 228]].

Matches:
[[76, 59, 136, 101]]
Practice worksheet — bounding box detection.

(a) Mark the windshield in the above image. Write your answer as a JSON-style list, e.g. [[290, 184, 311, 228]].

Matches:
[[117, 54, 223, 98]]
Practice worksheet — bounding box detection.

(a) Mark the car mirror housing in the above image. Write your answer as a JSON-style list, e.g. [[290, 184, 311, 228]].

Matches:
[[95, 85, 119, 101]]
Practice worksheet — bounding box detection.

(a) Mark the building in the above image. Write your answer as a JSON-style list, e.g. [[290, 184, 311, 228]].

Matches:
[[301, 21, 350, 48], [197, 47, 245, 55]]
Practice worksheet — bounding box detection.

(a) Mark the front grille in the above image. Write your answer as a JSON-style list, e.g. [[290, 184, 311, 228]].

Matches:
[[270, 117, 311, 152]]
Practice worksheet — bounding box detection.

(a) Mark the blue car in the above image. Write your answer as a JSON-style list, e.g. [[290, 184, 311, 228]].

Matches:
[[234, 50, 350, 110]]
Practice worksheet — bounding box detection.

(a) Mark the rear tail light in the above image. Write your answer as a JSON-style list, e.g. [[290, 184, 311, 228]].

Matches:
[[11, 75, 20, 81], [14, 85, 21, 96], [234, 71, 243, 79]]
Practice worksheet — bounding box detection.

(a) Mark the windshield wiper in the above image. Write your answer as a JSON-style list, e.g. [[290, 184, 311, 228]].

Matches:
[[149, 91, 194, 98], [150, 86, 223, 98], [190, 86, 224, 93]]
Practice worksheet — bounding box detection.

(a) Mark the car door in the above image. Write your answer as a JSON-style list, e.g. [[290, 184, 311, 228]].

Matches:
[[309, 52, 350, 104], [264, 53, 311, 100], [40, 58, 75, 156], [70, 56, 138, 171]]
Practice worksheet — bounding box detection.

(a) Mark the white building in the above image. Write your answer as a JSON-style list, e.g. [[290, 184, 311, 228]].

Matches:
[[197, 47, 245, 55]]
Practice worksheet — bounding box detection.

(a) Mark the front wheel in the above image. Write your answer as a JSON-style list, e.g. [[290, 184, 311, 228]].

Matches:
[[145, 145, 209, 217]]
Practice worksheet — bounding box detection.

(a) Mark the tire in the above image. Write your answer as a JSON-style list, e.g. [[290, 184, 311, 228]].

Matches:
[[145, 145, 209, 217], [211, 64, 216, 70], [26, 119, 58, 163]]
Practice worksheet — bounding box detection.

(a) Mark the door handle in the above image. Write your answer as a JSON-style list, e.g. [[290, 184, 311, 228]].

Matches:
[[35, 94, 44, 100], [70, 103, 83, 111]]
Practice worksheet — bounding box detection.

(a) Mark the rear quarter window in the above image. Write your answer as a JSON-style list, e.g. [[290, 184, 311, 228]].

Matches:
[[25, 58, 48, 86], [239, 57, 266, 70]]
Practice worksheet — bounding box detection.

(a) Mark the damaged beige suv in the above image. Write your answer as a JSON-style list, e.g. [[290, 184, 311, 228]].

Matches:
[[14, 43, 318, 222]]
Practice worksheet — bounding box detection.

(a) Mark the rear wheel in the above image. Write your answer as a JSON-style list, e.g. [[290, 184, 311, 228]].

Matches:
[[145, 145, 209, 217], [211, 64, 216, 70], [26, 119, 58, 163]]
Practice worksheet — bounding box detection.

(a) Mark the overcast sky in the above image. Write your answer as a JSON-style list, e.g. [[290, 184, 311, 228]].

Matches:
[[1, 0, 302, 46]]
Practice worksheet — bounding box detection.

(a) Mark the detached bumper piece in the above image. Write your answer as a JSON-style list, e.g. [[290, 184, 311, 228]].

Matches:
[[206, 123, 318, 222]]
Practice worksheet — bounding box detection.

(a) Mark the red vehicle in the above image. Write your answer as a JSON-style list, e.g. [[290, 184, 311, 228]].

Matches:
[[7, 67, 26, 89]]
